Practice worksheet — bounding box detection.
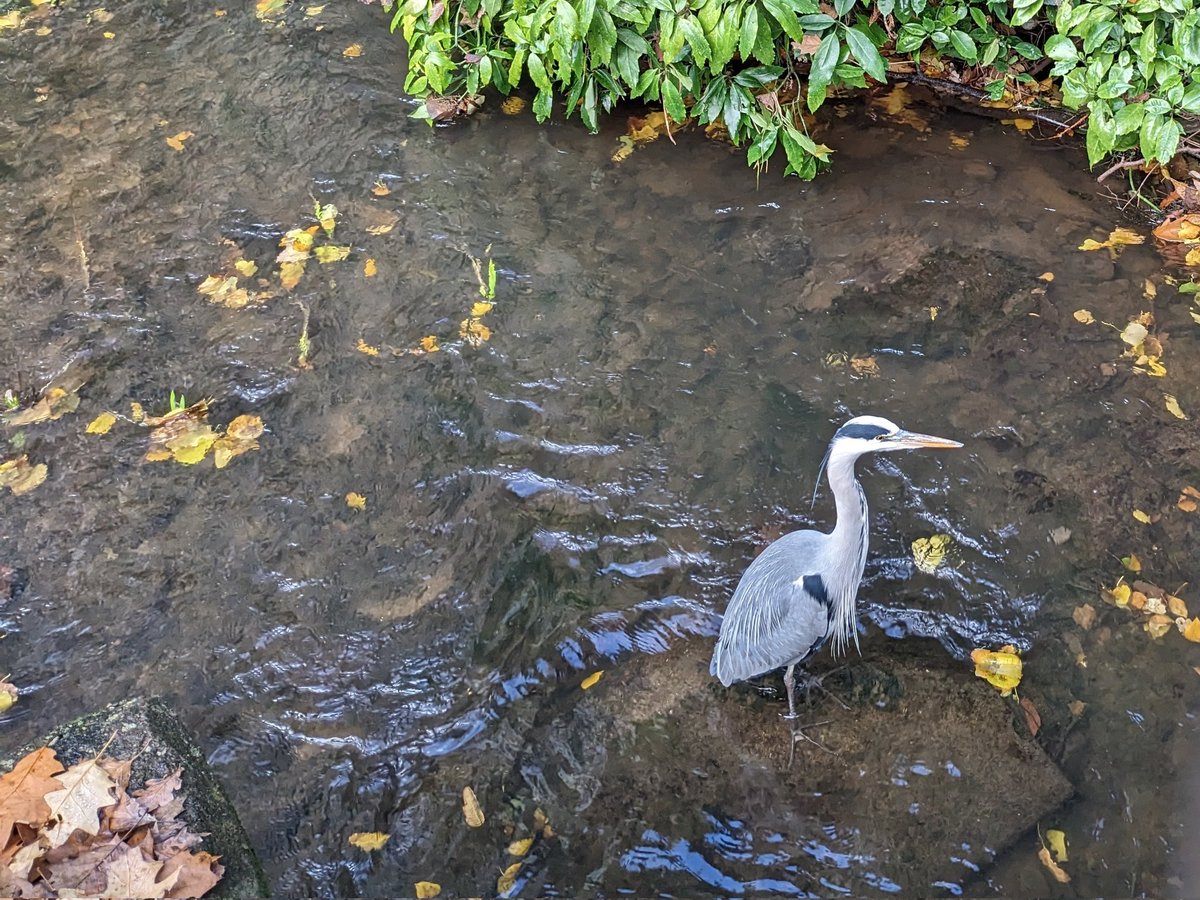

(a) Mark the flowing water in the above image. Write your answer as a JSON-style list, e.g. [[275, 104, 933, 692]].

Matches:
[[1, 1, 1198, 896]]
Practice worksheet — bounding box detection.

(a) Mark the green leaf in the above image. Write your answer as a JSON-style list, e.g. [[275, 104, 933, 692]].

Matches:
[[709, 14, 739, 71], [532, 87, 553, 120], [739, 5, 760, 61], [554, 0, 580, 40], [1044, 34, 1078, 62], [807, 32, 840, 111], [844, 25, 887, 80], [679, 15, 712, 66], [895, 24, 927, 54], [527, 52, 552, 91], [662, 77, 688, 121], [1009, 0, 1042, 27], [1140, 113, 1181, 163], [1085, 100, 1116, 165], [588, 9, 617, 65], [833, 0, 854, 14], [615, 41, 640, 86], [575, 0, 596, 38], [761, 0, 806, 43], [581, 78, 599, 131], [1113, 100, 1145, 134]]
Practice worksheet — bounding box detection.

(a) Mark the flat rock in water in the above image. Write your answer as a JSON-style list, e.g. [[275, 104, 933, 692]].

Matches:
[[490, 637, 1074, 896], [0, 696, 269, 900]]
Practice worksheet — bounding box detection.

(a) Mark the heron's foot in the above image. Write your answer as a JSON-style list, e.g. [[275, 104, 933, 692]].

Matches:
[[786, 720, 834, 767], [797, 667, 850, 711]]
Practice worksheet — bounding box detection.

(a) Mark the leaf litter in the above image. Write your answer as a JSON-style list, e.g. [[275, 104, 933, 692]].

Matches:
[[0, 746, 224, 898]]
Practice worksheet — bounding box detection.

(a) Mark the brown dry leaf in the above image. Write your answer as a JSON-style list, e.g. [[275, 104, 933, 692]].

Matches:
[[348, 831, 390, 851], [5, 386, 80, 425], [130, 767, 182, 817], [160, 848, 224, 899], [0, 455, 49, 495], [86, 411, 117, 435], [1152, 212, 1200, 242], [1072, 604, 1096, 629], [371, 179, 391, 196], [497, 861, 521, 894], [462, 786, 485, 828], [101, 842, 179, 898], [1178, 485, 1200, 512], [1068, 699, 1087, 717], [346, 492, 366, 511], [343, 43, 363, 57], [42, 759, 117, 847], [1038, 846, 1070, 883], [849, 355, 880, 377], [0, 747, 64, 848], [1019, 696, 1041, 736], [415, 882, 442, 899], [1072, 309, 1095, 324], [165, 130, 194, 151]]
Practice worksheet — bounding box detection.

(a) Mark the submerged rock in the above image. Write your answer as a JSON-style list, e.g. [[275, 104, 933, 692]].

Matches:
[[0, 696, 269, 899]]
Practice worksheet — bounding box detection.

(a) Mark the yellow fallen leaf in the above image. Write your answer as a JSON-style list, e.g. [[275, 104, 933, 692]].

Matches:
[[313, 201, 338, 237], [1078, 238, 1107, 251], [459, 317, 491, 347], [346, 492, 366, 511], [130, 401, 145, 422], [86, 412, 117, 435], [1108, 582, 1131, 606], [580, 671, 603, 690], [507, 837, 534, 857], [215, 8, 226, 15], [471, 301, 494, 317], [4, 386, 80, 425], [0, 456, 48, 496], [1132, 509, 1151, 524], [314, 245, 350, 264], [911, 534, 952, 574], [501, 96, 527, 115], [197, 274, 253, 308], [849, 355, 879, 377], [1120, 321, 1148, 346], [348, 832, 390, 852], [611, 135, 635, 163], [90, 6, 114, 22], [1072, 309, 1095, 324], [1038, 846, 1070, 883], [255, 0, 287, 16], [356, 338, 380, 356], [305, 4, 325, 14], [35, 25, 51, 35], [1109, 227, 1144, 245], [1168, 595, 1188, 618], [343, 43, 363, 58], [419, 335, 440, 353], [165, 130, 194, 151], [371, 180, 391, 196], [279, 260, 306, 291], [365, 220, 396, 235], [1046, 829, 1068, 862], [1039, 272, 1055, 282], [462, 786, 485, 828], [414, 883, 441, 899], [928, 306, 938, 321], [234, 258, 258, 277], [496, 862, 521, 895], [1164, 394, 1187, 420], [1180, 618, 1200, 642], [949, 133, 970, 149], [0, 10, 23, 29], [970, 646, 1022, 696], [364, 258, 377, 277], [0, 680, 16, 713], [1121, 553, 1141, 573], [1143, 279, 1157, 299], [1145, 613, 1173, 639], [102, 31, 115, 38], [278, 227, 316, 261]]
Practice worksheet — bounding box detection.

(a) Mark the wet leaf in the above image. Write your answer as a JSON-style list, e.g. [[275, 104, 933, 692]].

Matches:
[[1078, 227, 1144, 251], [471, 301, 494, 317], [871, 84, 929, 132], [497, 861, 521, 894], [277, 227, 316, 263], [356, 338, 380, 356], [970, 645, 1022, 696], [198, 274, 254, 308], [305, 4, 325, 14], [580, 671, 603, 690], [1121, 553, 1141, 573], [365, 220, 396, 235], [419, 335, 440, 353], [256, 0, 287, 17], [459, 317, 492, 347], [1049, 526, 1071, 545], [213, 414, 264, 469], [1068, 700, 1087, 717], [949, 133, 970, 150], [130, 401, 145, 422], [1072, 309, 1095, 324], [371, 179, 391, 196], [1164, 394, 1188, 420], [1144, 613, 1173, 639], [1132, 509, 1152, 524], [1038, 846, 1070, 883], [343, 43, 363, 58], [1152, 213, 1200, 242], [234, 258, 258, 277], [279, 260, 306, 291], [165, 130, 194, 151], [928, 306, 938, 321], [1072, 604, 1096, 629], [462, 786, 485, 828], [364, 258, 377, 277], [313, 201, 338, 237], [1039, 272, 1055, 282], [348, 832, 390, 851], [86, 412, 117, 435], [1120, 321, 1148, 347], [0, 455, 48, 496], [1046, 829, 1068, 862], [849, 355, 879, 377], [314, 245, 350, 264], [911, 534, 951, 574], [5, 386, 80, 425], [1178, 485, 1200, 513], [501, 96, 526, 115], [102, 843, 179, 898], [0, 10, 23, 29], [507, 836, 534, 857], [43, 759, 117, 846], [0, 679, 17, 713], [1019, 696, 1041, 736], [1180, 618, 1200, 642], [415, 882, 441, 899]]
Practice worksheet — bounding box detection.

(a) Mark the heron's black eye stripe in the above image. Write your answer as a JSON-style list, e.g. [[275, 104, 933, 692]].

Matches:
[[835, 424, 889, 441]]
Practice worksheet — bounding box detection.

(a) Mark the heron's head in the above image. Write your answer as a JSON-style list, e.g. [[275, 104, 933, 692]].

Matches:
[[831, 415, 963, 456]]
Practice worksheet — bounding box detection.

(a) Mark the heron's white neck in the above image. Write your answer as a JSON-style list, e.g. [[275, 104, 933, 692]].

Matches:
[[824, 451, 870, 655]]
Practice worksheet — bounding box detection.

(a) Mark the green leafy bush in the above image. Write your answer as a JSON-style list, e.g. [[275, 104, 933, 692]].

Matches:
[[391, 0, 1198, 176]]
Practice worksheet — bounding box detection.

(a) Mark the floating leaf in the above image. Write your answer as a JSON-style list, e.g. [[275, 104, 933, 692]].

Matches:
[[371, 180, 391, 196], [365, 220, 396, 235], [415, 883, 441, 899], [1046, 829, 1068, 862], [970, 645, 1022, 696], [419, 335, 440, 353], [580, 671, 603, 690], [507, 837, 534, 857], [277, 227, 316, 263], [462, 786, 485, 828], [364, 258, 378, 277], [871, 84, 929, 132], [279, 261, 306, 291], [849, 355, 879, 377], [1121, 553, 1141, 573], [497, 861, 521, 895], [213, 414, 264, 469], [501, 96, 527, 115], [314, 245, 350, 264], [1164, 394, 1188, 420], [1072, 309, 1095, 324], [346, 492, 366, 511], [0, 455, 48, 495], [0, 10, 23, 28], [459, 317, 492, 347], [313, 202, 338, 237], [1132, 509, 1152, 524], [198, 274, 254, 308], [165, 130, 193, 151], [4, 386, 80, 425], [1180, 618, 1200, 642], [234, 258, 258, 277], [911, 534, 951, 574], [0, 679, 16, 713], [348, 832, 390, 852], [356, 338, 380, 356], [1079, 227, 1144, 251], [343, 43, 363, 57], [86, 411, 117, 435], [1072, 604, 1096, 629], [471, 301, 494, 317], [1038, 846, 1070, 883], [949, 133, 970, 150]]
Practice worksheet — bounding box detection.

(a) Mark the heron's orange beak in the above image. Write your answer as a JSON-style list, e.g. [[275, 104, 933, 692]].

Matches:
[[888, 430, 964, 450]]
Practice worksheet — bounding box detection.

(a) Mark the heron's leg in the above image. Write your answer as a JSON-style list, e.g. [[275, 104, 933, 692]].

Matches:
[[782, 664, 798, 720]]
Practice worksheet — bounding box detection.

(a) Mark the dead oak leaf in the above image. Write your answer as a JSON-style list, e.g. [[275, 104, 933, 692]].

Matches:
[[160, 848, 225, 899], [0, 747, 64, 848], [41, 759, 117, 847], [101, 842, 180, 898], [133, 767, 183, 815]]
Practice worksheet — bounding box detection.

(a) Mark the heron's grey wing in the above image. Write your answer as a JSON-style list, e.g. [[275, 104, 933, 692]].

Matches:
[[710, 531, 833, 686]]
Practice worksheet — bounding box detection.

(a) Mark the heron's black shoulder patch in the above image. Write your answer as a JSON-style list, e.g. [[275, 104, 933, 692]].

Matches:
[[836, 423, 889, 441], [802, 574, 830, 607]]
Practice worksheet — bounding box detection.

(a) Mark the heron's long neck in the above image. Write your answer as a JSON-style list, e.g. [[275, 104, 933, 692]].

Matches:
[[824, 452, 869, 654]]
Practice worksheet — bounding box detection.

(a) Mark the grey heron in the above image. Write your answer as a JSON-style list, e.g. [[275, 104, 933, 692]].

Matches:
[[710, 415, 962, 731]]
